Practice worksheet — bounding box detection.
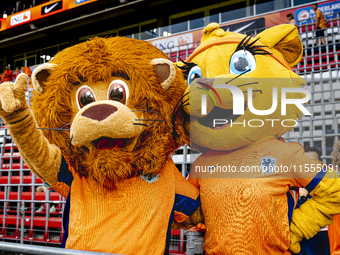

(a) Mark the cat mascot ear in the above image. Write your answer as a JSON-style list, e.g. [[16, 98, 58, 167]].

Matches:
[[255, 24, 303, 67]]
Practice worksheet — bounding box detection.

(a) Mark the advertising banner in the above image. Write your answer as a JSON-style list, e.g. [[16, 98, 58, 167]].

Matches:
[[4, 0, 67, 30], [151, 32, 194, 53], [149, 0, 338, 49], [0, 0, 99, 32], [294, 0, 340, 25], [68, 0, 99, 9]]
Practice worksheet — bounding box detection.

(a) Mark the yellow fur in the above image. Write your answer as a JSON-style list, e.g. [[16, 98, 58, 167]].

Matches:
[[182, 23, 340, 253], [184, 23, 305, 151]]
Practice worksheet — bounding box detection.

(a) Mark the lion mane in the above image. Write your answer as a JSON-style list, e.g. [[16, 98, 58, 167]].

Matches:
[[32, 37, 188, 187]]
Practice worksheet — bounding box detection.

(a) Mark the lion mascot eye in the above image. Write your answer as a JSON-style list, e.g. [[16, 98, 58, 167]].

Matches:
[[108, 79, 129, 104], [76, 85, 96, 109]]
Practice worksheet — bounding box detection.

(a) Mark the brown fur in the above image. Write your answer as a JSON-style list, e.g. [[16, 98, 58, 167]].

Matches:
[[32, 37, 187, 187]]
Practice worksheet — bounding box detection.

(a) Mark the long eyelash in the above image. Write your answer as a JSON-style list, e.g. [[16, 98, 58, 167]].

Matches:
[[176, 58, 198, 80], [172, 92, 189, 127], [172, 97, 190, 146], [236, 35, 271, 56], [171, 93, 190, 143]]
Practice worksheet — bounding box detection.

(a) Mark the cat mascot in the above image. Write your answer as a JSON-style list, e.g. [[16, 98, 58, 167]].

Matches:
[[179, 23, 340, 254]]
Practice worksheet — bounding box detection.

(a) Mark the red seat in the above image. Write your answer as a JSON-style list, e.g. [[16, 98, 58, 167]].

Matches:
[[332, 19, 340, 27], [188, 48, 195, 54], [178, 50, 187, 56], [1, 162, 30, 170], [0, 175, 39, 184], [170, 229, 185, 254], [7, 191, 61, 201], [50, 192, 61, 201], [8, 192, 18, 200], [0, 215, 62, 228], [170, 52, 178, 58], [0, 176, 8, 184], [4, 143, 18, 150], [2, 152, 21, 159]]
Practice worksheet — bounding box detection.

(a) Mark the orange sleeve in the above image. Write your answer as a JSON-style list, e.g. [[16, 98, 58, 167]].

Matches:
[[328, 214, 340, 255], [316, 10, 320, 20], [288, 143, 324, 189], [187, 174, 199, 189], [173, 166, 199, 199], [23, 67, 32, 76], [48, 156, 73, 198], [173, 165, 200, 223]]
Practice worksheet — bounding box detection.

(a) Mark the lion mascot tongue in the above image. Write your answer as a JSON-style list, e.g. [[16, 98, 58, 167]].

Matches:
[[0, 37, 203, 255], [180, 23, 340, 254]]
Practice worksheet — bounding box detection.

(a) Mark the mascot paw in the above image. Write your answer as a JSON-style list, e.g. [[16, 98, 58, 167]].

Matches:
[[0, 73, 28, 114], [289, 231, 302, 253]]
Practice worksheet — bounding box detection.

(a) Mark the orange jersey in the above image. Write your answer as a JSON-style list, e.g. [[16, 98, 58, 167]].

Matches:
[[328, 214, 340, 255], [23, 67, 32, 76], [189, 138, 325, 255], [51, 158, 200, 254], [316, 9, 326, 29], [3, 70, 14, 82]]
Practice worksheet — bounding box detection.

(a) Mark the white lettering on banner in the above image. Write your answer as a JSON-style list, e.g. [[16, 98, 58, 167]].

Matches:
[[296, 0, 340, 24], [298, 10, 309, 20], [10, 11, 31, 26], [76, 0, 90, 4], [151, 33, 193, 53]]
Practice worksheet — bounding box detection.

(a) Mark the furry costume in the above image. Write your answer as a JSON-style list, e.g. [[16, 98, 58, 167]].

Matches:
[[0, 37, 202, 254], [179, 23, 340, 254]]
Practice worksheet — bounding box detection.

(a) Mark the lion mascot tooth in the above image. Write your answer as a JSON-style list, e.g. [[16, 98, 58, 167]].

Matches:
[[178, 23, 340, 254], [0, 37, 203, 254]]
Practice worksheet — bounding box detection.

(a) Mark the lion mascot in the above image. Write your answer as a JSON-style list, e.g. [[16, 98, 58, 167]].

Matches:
[[0, 37, 203, 254], [179, 23, 340, 254]]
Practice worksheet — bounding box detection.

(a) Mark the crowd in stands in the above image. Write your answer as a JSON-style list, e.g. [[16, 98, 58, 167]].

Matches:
[[0, 66, 32, 84]]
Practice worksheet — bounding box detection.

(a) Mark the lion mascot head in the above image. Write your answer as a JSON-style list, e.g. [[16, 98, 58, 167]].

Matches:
[[31, 37, 188, 187]]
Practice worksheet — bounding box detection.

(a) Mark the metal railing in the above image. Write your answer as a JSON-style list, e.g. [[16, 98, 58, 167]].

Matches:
[[0, 241, 118, 255], [165, 11, 340, 63]]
